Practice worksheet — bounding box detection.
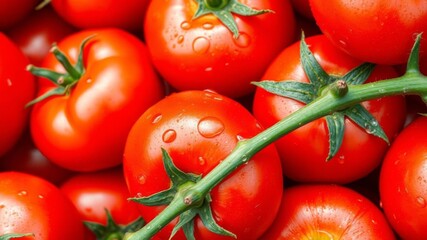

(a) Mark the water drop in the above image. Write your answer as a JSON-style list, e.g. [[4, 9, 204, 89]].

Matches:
[[338, 155, 345, 164], [198, 156, 206, 166], [416, 196, 426, 208], [204, 66, 213, 72], [177, 35, 184, 44], [162, 129, 177, 143], [6, 78, 12, 87], [198, 116, 224, 138], [86, 78, 92, 84], [151, 113, 162, 124], [38, 195, 44, 199], [236, 135, 247, 141], [202, 22, 214, 29], [233, 32, 251, 48], [17, 190, 27, 196], [192, 37, 210, 54], [138, 175, 146, 184], [180, 21, 191, 30]]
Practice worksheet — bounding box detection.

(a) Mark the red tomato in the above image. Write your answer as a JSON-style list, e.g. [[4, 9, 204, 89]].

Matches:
[[252, 35, 406, 184], [0, 0, 38, 30], [0, 171, 85, 239], [0, 131, 74, 185], [0, 33, 36, 157], [123, 90, 283, 239], [261, 184, 396, 239], [50, 0, 150, 31], [7, 5, 77, 66], [379, 116, 427, 239], [144, 0, 297, 98], [60, 168, 142, 240], [309, 0, 427, 65], [30, 28, 165, 172]]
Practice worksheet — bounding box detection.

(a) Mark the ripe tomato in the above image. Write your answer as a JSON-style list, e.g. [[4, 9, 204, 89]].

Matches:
[[50, 0, 150, 32], [0, 131, 74, 186], [144, 0, 297, 98], [0, 33, 36, 157], [7, 5, 77, 66], [252, 35, 406, 184], [0, 171, 85, 239], [0, 0, 38, 30], [60, 168, 142, 240], [261, 184, 396, 239], [379, 116, 427, 239], [123, 90, 283, 239], [309, 0, 427, 65], [30, 28, 165, 172]]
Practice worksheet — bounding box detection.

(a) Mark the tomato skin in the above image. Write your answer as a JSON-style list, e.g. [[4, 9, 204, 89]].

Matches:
[[252, 35, 406, 184], [60, 168, 141, 240], [379, 116, 427, 239], [261, 184, 396, 240], [309, 0, 427, 65], [7, 6, 77, 66], [0, 171, 85, 239], [123, 90, 283, 239], [0, 131, 74, 186], [0, 33, 36, 157], [144, 0, 296, 98], [30, 28, 165, 172], [0, 0, 38, 30], [50, 0, 150, 31]]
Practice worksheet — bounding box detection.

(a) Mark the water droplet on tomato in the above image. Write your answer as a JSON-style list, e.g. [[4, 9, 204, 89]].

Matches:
[[338, 155, 345, 164], [180, 21, 191, 30], [138, 175, 146, 184], [177, 35, 184, 44], [192, 37, 210, 54], [198, 117, 224, 138], [162, 129, 177, 143], [198, 156, 206, 166], [204, 66, 213, 72], [38, 195, 44, 199], [151, 114, 162, 124], [17, 190, 27, 196], [202, 22, 214, 30], [416, 196, 426, 208], [236, 135, 247, 141], [6, 78, 12, 87], [233, 32, 251, 48]]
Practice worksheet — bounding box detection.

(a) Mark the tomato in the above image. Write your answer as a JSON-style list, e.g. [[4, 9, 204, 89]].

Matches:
[[123, 90, 283, 239], [379, 116, 427, 239], [7, 5, 76, 66], [309, 0, 427, 65], [0, 171, 85, 239], [0, 0, 38, 30], [0, 131, 74, 186], [60, 168, 142, 240], [50, 0, 150, 32], [290, 0, 313, 19], [0, 33, 36, 157], [261, 184, 396, 239], [252, 35, 406, 184], [30, 28, 165, 172], [144, 0, 297, 98]]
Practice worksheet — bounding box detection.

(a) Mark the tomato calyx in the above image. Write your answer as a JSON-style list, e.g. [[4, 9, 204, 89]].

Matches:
[[253, 34, 389, 160], [84, 209, 144, 240], [0, 233, 34, 240], [193, 0, 272, 38], [129, 149, 235, 240], [25, 36, 93, 107]]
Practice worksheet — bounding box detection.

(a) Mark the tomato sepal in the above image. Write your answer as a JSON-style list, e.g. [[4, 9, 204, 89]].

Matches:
[[84, 209, 144, 240], [193, 0, 272, 38], [254, 34, 388, 160], [0, 233, 34, 240], [130, 149, 235, 239]]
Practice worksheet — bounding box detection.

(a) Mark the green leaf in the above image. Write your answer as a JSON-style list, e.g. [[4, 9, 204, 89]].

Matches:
[[342, 62, 375, 85], [193, 0, 271, 38], [0, 233, 34, 240], [25, 86, 67, 108], [196, 197, 236, 238], [344, 104, 389, 144], [171, 210, 197, 240], [406, 33, 423, 74], [253, 80, 317, 104], [325, 113, 345, 160], [84, 209, 144, 240]]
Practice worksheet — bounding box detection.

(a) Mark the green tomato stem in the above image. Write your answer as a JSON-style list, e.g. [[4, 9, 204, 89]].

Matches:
[[124, 72, 427, 240]]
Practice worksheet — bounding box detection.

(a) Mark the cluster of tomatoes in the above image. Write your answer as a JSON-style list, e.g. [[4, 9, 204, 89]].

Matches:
[[1, 0, 427, 239]]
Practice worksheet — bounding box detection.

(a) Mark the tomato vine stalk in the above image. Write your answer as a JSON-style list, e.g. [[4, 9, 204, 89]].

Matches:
[[124, 34, 427, 239]]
